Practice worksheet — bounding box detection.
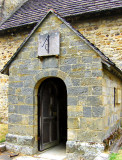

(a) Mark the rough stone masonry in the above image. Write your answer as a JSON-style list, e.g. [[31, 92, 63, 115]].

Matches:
[[1, 11, 121, 160]]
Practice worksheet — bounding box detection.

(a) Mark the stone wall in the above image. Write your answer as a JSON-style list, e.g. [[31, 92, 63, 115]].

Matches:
[[102, 68, 122, 138], [0, 10, 122, 125], [71, 14, 122, 70], [0, 31, 29, 123], [5, 12, 106, 159]]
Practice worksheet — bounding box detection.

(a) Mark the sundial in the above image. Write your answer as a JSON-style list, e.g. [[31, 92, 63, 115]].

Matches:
[[38, 32, 60, 56]]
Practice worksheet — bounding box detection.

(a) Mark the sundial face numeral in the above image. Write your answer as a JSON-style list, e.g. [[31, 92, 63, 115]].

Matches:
[[42, 35, 49, 54]]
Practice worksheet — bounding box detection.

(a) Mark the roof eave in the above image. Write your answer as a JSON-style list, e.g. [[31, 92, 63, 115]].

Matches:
[[102, 60, 122, 80], [0, 6, 122, 33], [0, 21, 37, 33], [63, 6, 122, 18]]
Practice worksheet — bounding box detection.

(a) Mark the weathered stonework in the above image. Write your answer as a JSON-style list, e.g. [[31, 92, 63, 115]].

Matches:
[[0, 31, 29, 123], [102, 68, 122, 139], [0, 11, 122, 125], [71, 14, 122, 70], [66, 141, 105, 160], [5, 134, 36, 154], [2, 12, 121, 159]]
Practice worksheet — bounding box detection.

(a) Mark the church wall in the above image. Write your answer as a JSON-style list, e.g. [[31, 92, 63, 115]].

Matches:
[[102, 68, 122, 149], [71, 14, 122, 70], [0, 31, 29, 123], [5, 13, 106, 159], [0, 12, 122, 125]]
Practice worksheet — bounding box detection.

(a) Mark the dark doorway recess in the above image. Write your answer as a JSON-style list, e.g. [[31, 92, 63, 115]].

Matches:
[[38, 77, 67, 151]]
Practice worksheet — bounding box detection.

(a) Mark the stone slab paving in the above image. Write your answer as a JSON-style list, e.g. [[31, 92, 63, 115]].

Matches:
[[94, 153, 109, 160], [0, 155, 11, 160], [13, 156, 66, 160], [0, 151, 12, 160], [13, 144, 66, 160], [0, 144, 66, 160], [13, 156, 43, 160], [0, 154, 48, 160], [34, 144, 66, 160]]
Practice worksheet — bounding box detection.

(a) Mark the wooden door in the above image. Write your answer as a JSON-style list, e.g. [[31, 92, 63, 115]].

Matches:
[[38, 79, 59, 151]]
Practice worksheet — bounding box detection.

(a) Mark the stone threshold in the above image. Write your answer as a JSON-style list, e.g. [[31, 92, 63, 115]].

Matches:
[[0, 144, 66, 160]]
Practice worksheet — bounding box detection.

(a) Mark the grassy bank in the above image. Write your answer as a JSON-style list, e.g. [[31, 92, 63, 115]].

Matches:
[[109, 149, 122, 160], [0, 124, 8, 143]]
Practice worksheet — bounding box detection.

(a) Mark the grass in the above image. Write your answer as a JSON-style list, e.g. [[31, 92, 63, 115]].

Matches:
[[109, 149, 122, 160], [0, 138, 6, 143], [0, 124, 8, 143], [109, 153, 119, 160]]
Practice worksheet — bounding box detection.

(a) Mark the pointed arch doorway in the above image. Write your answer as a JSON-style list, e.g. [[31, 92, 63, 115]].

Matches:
[[38, 77, 67, 151]]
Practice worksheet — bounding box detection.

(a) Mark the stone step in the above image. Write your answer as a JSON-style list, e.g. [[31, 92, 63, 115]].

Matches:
[[0, 143, 6, 152]]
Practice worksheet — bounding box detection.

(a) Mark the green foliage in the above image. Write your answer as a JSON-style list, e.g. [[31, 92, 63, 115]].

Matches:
[[0, 138, 5, 143], [109, 153, 118, 160], [109, 153, 120, 160]]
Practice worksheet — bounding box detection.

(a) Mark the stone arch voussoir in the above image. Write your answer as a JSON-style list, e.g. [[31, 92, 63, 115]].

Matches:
[[34, 69, 72, 91], [33, 68, 72, 141]]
